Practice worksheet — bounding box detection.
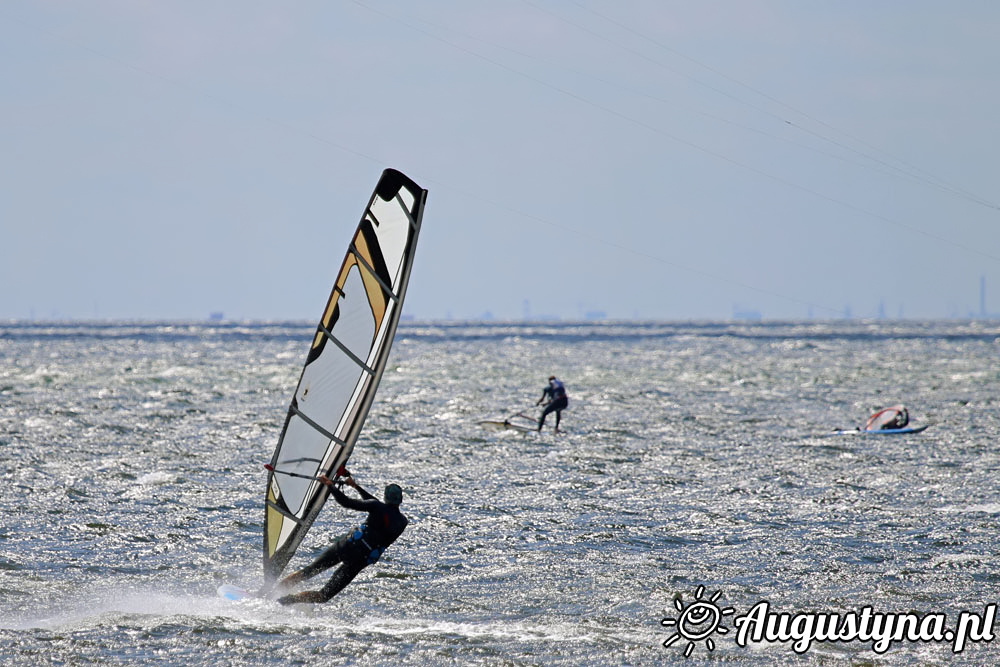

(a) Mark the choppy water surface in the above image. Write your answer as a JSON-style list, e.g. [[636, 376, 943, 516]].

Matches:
[[1, 320, 999, 664]]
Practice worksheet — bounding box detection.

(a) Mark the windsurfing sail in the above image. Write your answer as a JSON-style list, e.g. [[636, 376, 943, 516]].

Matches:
[[864, 405, 909, 431], [263, 168, 427, 582]]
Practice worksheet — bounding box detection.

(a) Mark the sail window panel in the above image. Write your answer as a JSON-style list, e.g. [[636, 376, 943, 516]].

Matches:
[[295, 348, 365, 437], [266, 486, 283, 556], [276, 509, 298, 554], [367, 197, 412, 289], [366, 299, 397, 368], [334, 372, 372, 441], [395, 185, 416, 212], [295, 266, 376, 435], [274, 414, 331, 515], [330, 264, 379, 365], [266, 503, 286, 556]]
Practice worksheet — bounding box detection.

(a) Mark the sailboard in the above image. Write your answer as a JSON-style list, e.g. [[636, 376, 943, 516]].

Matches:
[[262, 168, 427, 584], [217, 584, 252, 601], [477, 411, 537, 433], [821, 405, 928, 437], [477, 419, 535, 433], [823, 424, 930, 437]]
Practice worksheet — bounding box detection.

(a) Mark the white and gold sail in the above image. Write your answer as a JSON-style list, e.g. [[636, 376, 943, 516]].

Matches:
[[263, 169, 427, 581]]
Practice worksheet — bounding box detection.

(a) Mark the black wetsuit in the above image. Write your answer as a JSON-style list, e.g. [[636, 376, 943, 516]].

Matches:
[[882, 408, 909, 430], [538, 379, 569, 431], [277, 484, 407, 605]]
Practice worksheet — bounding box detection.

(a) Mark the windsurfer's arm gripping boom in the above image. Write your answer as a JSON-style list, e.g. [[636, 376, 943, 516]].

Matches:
[[536, 387, 552, 406], [317, 468, 376, 501]]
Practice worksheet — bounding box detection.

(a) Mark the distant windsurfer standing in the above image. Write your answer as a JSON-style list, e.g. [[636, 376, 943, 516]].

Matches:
[[275, 472, 407, 605], [536, 375, 569, 433]]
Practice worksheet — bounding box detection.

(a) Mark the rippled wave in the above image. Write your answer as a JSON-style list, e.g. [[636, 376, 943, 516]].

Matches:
[[1, 320, 998, 664]]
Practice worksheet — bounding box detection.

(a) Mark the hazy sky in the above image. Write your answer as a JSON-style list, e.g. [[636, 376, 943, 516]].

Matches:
[[2, 1, 998, 321]]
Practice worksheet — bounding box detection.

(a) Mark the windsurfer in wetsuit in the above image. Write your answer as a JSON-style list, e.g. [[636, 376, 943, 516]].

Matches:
[[866, 405, 909, 431], [275, 472, 408, 605], [536, 375, 569, 433]]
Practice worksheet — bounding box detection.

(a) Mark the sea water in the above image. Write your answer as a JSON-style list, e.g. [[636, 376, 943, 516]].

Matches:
[[1, 320, 999, 664]]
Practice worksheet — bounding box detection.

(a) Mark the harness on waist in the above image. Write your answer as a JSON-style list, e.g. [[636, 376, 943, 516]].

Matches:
[[350, 524, 384, 564]]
